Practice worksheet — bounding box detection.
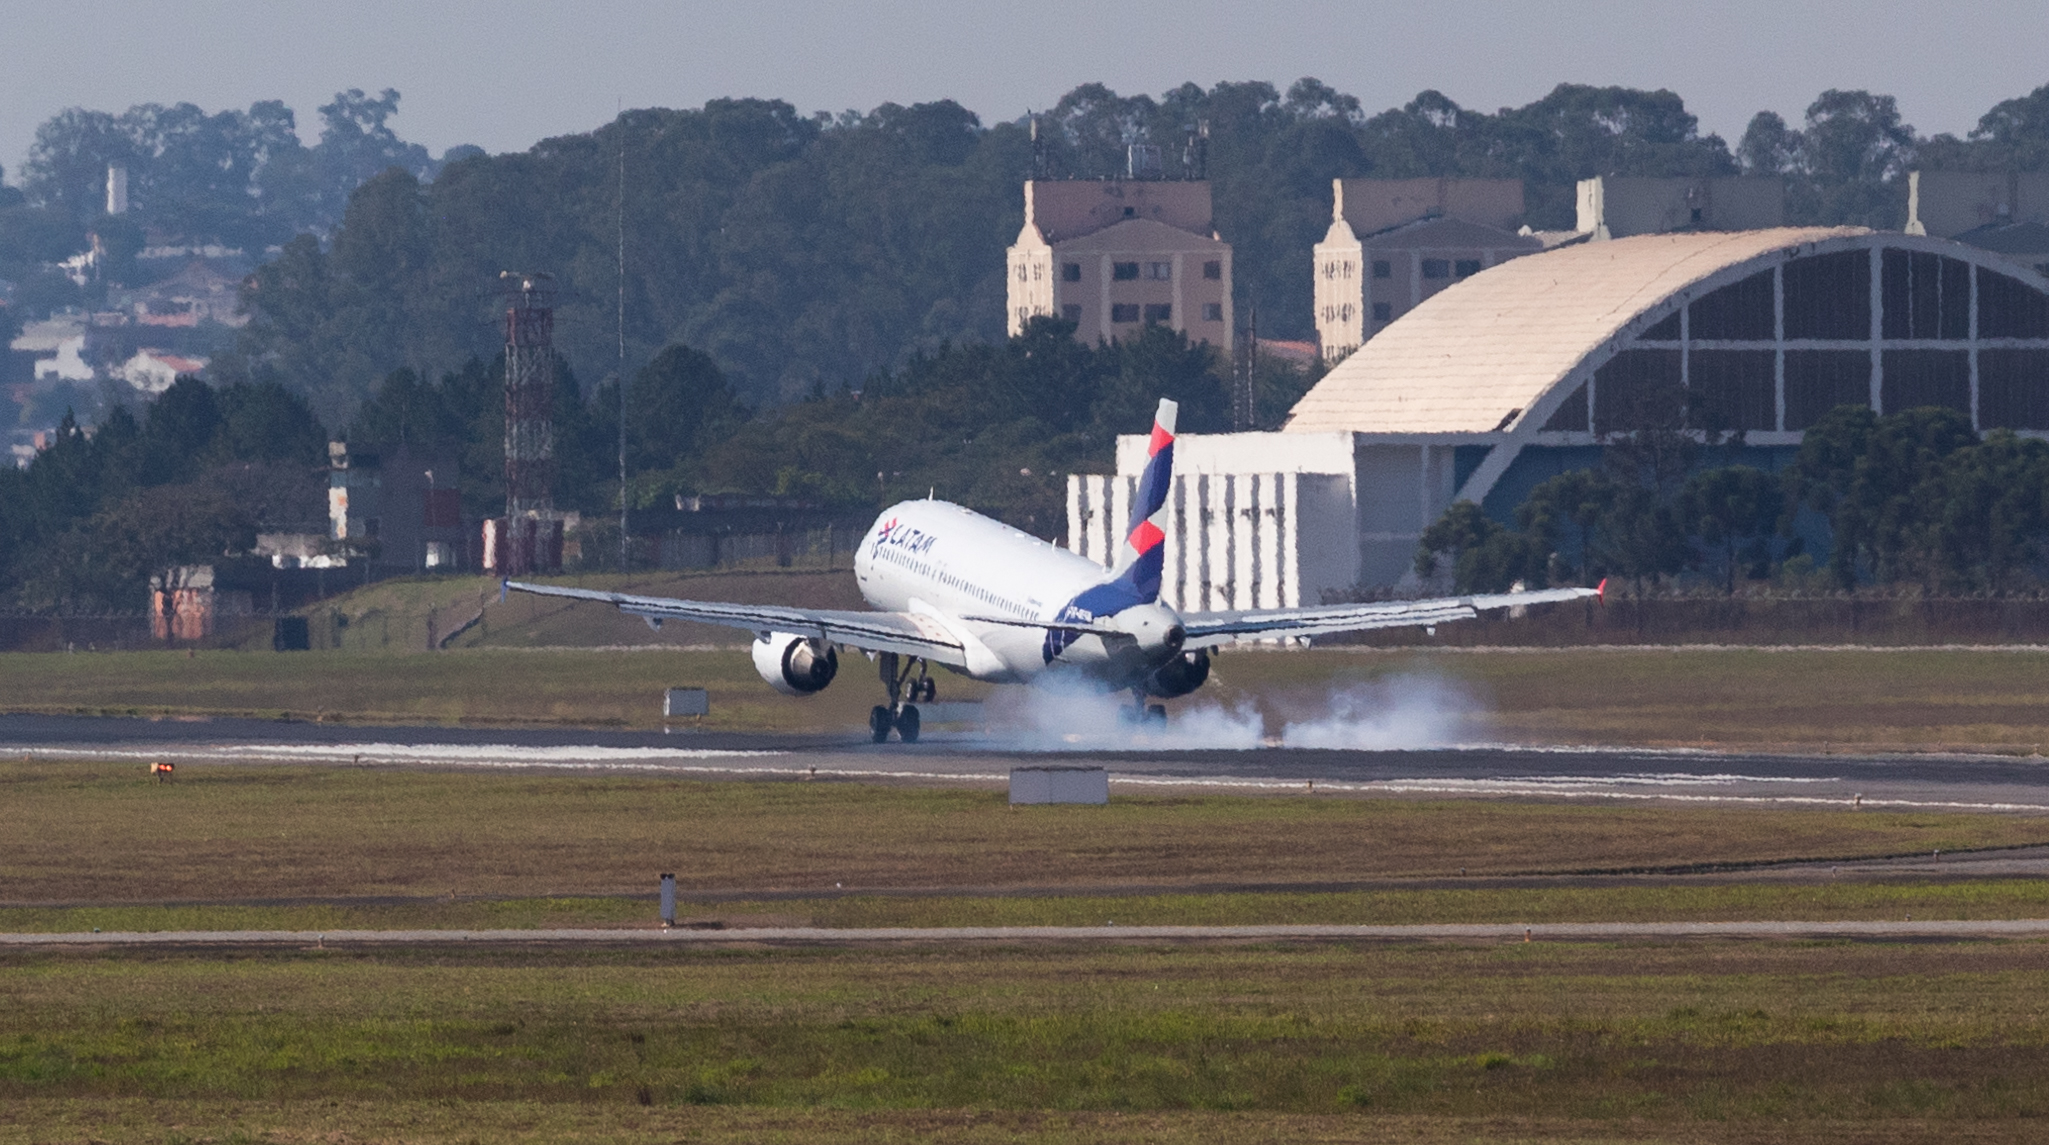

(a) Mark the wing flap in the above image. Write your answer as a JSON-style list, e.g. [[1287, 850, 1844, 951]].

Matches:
[[1182, 585, 1599, 647], [505, 581, 969, 666]]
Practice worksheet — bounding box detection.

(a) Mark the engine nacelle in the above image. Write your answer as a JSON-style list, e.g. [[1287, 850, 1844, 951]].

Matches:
[[1145, 649, 1211, 699], [751, 632, 839, 696]]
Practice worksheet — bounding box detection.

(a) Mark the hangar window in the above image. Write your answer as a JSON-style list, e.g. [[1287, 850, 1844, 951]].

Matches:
[[1784, 350, 1871, 429], [1690, 271, 1775, 340], [1203, 302, 1224, 321], [1783, 251, 1870, 340], [1421, 258, 1450, 279], [1204, 260, 1223, 280], [1372, 302, 1392, 322], [1146, 262, 1173, 280], [1062, 262, 1081, 282], [1143, 303, 1172, 323], [1112, 262, 1140, 281], [1454, 259, 1482, 278], [1979, 349, 2049, 429], [1881, 349, 1971, 415], [1640, 310, 1681, 341], [1593, 349, 1683, 433], [1979, 267, 2049, 338], [1111, 303, 1140, 322], [1372, 260, 1392, 278], [1688, 349, 1776, 431], [1540, 382, 1589, 432], [1882, 250, 1970, 340]]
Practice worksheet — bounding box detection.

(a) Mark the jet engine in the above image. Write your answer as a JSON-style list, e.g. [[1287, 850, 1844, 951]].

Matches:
[[1144, 649, 1211, 699], [751, 633, 839, 696]]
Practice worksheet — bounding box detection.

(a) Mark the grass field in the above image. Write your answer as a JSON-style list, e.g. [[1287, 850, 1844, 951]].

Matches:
[[11, 766, 2049, 1140], [17, 640, 2049, 749], [5, 762, 2045, 908], [9, 941, 2049, 1142]]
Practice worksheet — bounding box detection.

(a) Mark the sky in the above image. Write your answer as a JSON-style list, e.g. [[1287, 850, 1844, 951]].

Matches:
[[6, 0, 2047, 183]]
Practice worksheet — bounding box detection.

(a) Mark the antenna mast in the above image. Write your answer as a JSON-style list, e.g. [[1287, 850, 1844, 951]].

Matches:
[[617, 105, 629, 572]]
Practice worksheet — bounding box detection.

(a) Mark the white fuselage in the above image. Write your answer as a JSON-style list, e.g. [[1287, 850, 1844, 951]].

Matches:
[[853, 499, 1168, 685]]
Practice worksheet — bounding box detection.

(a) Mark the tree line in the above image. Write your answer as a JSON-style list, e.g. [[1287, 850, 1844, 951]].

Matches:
[[0, 317, 1303, 611], [1419, 405, 2049, 596], [9, 80, 2049, 432]]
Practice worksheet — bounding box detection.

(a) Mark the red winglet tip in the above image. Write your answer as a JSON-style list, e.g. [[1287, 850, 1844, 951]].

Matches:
[[1595, 577, 1607, 602]]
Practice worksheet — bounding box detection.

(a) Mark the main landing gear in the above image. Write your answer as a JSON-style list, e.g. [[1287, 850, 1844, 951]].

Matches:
[[1122, 688, 1167, 726], [870, 652, 936, 743]]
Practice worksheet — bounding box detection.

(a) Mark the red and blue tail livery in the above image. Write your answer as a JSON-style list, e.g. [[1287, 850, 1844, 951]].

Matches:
[[1120, 398, 1177, 603], [1041, 399, 1179, 663]]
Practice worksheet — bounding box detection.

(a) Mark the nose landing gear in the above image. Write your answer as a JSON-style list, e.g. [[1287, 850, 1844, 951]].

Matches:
[[870, 652, 934, 743]]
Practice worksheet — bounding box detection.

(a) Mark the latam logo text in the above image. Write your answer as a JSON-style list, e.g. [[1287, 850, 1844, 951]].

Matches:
[[873, 519, 940, 556]]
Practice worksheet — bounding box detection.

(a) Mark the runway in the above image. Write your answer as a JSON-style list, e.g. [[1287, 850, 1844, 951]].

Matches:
[[8, 919, 2049, 947], [6, 712, 2049, 814]]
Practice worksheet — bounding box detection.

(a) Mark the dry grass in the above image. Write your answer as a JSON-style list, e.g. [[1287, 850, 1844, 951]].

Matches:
[[13, 879, 2049, 937], [9, 942, 2049, 1138], [3, 762, 2044, 905], [12, 1102, 2037, 1145]]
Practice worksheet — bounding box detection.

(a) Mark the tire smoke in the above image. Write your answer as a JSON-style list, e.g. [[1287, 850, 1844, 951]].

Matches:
[[1278, 674, 1480, 750], [985, 671, 1481, 752]]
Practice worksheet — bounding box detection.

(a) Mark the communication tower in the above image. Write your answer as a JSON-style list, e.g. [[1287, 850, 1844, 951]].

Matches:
[[483, 272, 564, 575], [501, 271, 556, 516]]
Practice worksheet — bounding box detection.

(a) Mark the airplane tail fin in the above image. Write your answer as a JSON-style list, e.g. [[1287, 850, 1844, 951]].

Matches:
[[1108, 398, 1178, 603]]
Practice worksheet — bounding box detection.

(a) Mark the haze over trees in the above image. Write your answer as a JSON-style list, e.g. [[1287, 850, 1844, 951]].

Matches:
[[12, 80, 2049, 609], [12, 79, 2049, 428]]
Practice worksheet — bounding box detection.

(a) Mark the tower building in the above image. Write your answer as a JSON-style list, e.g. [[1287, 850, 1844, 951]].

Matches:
[[1006, 179, 1232, 352]]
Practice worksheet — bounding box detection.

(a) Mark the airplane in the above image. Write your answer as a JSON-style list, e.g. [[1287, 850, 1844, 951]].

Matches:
[[506, 399, 1602, 743]]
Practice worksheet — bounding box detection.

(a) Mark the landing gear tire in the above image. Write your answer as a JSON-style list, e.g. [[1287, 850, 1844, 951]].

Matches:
[[916, 677, 937, 702], [896, 705, 921, 743], [869, 705, 893, 744]]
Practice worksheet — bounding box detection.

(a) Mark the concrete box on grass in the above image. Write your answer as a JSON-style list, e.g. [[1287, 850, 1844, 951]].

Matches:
[[1010, 764, 1109, 805], [664, 688, 710, 718]]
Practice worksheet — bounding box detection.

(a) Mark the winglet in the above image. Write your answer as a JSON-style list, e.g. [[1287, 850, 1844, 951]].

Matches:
[[500, 578, 510, 603], [1595, 577, 1607, 603]]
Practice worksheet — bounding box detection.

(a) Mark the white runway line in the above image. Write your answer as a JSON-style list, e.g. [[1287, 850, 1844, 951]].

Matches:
[[19, 743, 2049, 813], [1106, 773, 2049, 812], [16, 743, 1014, 785], [11, 919, 2049, 946]]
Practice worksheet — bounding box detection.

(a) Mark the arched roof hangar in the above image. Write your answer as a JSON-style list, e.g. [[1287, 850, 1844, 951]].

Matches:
[[1286, 227, 2049, 511]]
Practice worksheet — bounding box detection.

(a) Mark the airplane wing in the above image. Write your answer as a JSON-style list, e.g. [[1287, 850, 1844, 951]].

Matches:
[[1180, 583, 1602, 648], [503, 580, 971, 667]]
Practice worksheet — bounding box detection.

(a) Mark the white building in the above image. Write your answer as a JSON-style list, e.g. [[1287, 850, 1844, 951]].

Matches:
[[1079, 226, 2049, 596]]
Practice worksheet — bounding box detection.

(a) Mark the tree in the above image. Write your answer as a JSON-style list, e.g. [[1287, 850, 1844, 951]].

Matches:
[[599, 344, 746, 474], [213, 380, 327, 466], [1788, 403, 1978, 588], [1680, 466, 1782, 593], [1518, 468, 1615, 583], [1416, 501, 1542, 593], [15, 480, 257, 613], [1781, 90, 1918, 228], [1927, 431, 2049, 591]]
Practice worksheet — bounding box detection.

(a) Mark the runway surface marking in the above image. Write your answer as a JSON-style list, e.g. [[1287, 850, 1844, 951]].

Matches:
[[1107, 774, 2049, 813], [18, 742, 2049, 814], [9, 920, 2049, 946]]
